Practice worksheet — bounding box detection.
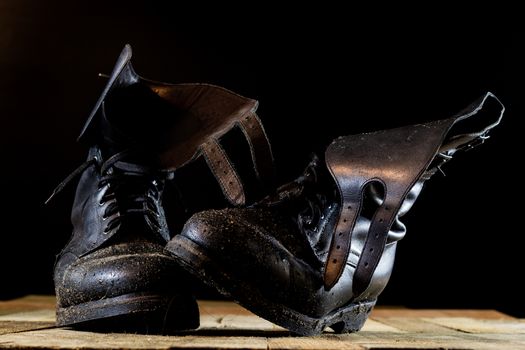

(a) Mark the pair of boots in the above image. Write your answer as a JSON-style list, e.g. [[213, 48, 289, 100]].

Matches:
[[50, 45, 504, 336]]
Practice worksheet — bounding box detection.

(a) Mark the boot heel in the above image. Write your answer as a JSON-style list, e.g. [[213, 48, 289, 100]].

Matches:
[[327, 300, 375, 334]]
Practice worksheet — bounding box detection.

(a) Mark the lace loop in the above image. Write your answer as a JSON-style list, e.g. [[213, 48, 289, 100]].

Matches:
[[258, 154, 330, 234], [97, 162, 164, 233], [45, 149, 170, 238]]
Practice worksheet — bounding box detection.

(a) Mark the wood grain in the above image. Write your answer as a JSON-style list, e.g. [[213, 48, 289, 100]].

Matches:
[[0, 296, 523, 349]]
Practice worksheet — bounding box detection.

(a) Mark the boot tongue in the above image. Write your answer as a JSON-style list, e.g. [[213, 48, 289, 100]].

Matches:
[[116, 217, 163, 244], [106, 164, 169, 244], [258, 154, 336, 242]]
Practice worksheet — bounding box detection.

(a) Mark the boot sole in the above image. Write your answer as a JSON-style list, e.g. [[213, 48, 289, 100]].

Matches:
[[166, 235, 375, 336], [56, 291, 199, 334]]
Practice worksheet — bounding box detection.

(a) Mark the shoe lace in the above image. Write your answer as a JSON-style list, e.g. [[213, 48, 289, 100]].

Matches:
[[46, 150, 170, 237], [258, 155, 334, 233]]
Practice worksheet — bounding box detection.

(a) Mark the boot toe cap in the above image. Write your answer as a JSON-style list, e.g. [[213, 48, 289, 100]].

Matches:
[[56, 241, 184, 308]]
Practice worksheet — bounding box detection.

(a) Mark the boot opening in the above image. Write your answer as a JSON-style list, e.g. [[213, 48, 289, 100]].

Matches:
[[103, 83, 185, 153], [439, 94, 503, 154]]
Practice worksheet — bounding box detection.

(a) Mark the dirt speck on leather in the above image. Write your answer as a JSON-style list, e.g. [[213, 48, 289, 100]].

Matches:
[[167, 92, 504, 336]]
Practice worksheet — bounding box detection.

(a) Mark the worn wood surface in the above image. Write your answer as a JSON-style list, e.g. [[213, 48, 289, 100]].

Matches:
[[0, 295, 523, 349]]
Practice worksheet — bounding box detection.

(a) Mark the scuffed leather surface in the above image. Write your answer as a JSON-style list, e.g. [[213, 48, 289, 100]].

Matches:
[[79, 44, 272, 175], [181, 208, 326, 316], [175, 92, 503, 320], [55, 242, 181, 308], [150, 82, 258, 169], [63, 147, 120, 258], [179, 182, 423, 318], [324, 92, 504, 295], [54, 147, 181, 309], [324, 119, 454, 293], [79, 44, 274, 207]]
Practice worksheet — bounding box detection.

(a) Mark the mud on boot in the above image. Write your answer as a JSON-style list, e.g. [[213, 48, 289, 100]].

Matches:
[[166, 92, 504, 336]]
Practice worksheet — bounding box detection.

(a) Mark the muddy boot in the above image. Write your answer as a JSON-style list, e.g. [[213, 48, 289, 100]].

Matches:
[[50, 47, 199, 333], [50, 45, 274, 333], [52, 146, 199, 333], [166, 92, 503, 335]]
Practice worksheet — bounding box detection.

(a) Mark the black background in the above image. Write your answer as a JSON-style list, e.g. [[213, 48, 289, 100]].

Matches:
[[1, 2, 523, 317]]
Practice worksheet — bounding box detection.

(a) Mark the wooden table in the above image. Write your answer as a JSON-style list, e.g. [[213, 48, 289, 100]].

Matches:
[[1, 296, 524, 349]]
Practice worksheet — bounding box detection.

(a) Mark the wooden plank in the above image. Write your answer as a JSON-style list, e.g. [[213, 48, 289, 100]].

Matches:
[[359, 319, 405, 333], [199, 300, 254, 316], [0, 321, 54, 335], [0, 309, 55, 322], [0, 296, 514, 320], [423, 317, 525, 334], [371, 316, 456, 334], [370, 307, 514, 320], [475, 333, 525, 347], [268, 336, 365, 350], [198, 314, 288, 337], [0, 329, 268, 350], [1, 326, 524, 349], [0, 295, 55, 316], [326, 331, 525, 350], [0, 305, 55, 335], [0, 296, 524, 349]]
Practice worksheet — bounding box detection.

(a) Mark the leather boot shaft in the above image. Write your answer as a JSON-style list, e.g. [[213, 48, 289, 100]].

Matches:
[[166, 92, 504, 335]]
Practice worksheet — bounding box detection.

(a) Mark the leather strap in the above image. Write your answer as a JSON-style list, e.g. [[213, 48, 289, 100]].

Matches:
[[324, 120, 455, 292], [78, 44, 275, 203], [202, 139, 246, 206], [352, 186, 416, 295], [238, 111, 275, 190], [202, 111, 274, 206], [323, 92, 504, 294], [322, 173, 365, 290]]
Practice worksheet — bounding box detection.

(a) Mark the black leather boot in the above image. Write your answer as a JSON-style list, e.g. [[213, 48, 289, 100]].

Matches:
[[53, 147, 199, 332], [166, 92, 504, 335], [50, 45, 274, 332]]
